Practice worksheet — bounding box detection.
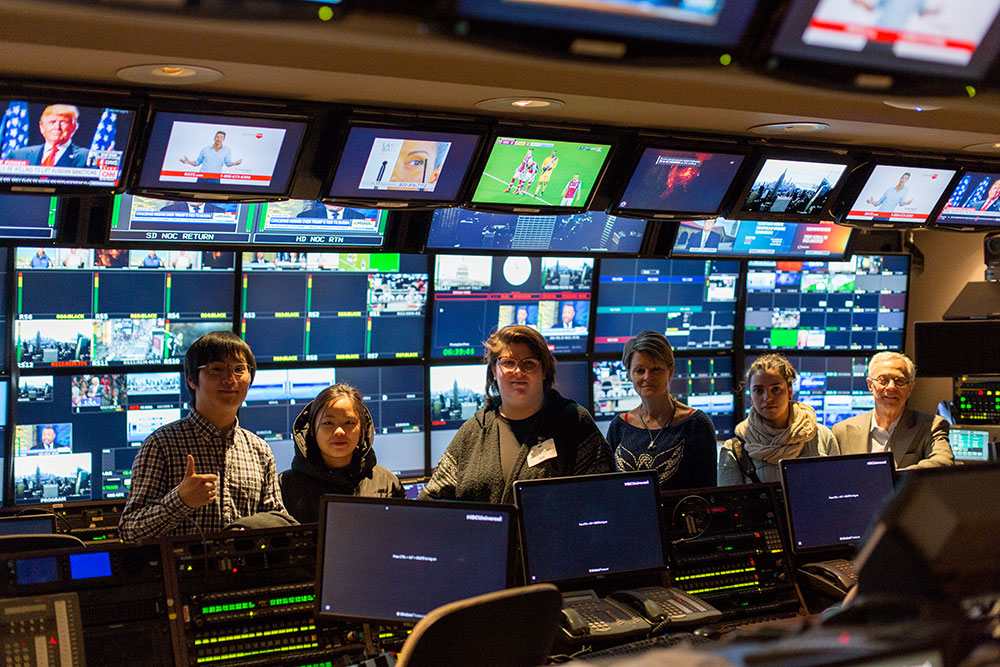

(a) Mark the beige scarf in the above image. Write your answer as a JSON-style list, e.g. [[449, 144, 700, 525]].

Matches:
[[737, 401, 818, 465]]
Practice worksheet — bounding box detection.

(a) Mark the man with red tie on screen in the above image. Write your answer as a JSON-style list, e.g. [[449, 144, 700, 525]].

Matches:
[[8, 104, 90, 168], [971, 179, 1000, 212]]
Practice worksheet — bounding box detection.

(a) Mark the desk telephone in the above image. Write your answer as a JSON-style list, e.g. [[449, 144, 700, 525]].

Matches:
[[798, 559, 858, 597], [559, 587, 721, 640]]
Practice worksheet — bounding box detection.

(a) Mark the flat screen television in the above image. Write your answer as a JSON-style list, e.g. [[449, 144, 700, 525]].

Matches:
[[611, 146, 746, 219], [594, 258, 739, 353], [732, 156, 850, 222], [134, 110, 308, 201], [324, 123, 485, 209], [0, 98, 136, 193], [13, 246, 235, 369], [843, 163, 957, 228], [107, 194, 389, 247], [669, 218, 851, 259], [932, 170, 1000, 230], [240, 252, 428, 362], [430, 254, 594, 358], [466, 133, 614, 214], [0, 195, 60, 240], [315, 496, 515, 623], [743, 254, 909, 351], [769, 0, 1000, 86], [426, 208, 646, 254]]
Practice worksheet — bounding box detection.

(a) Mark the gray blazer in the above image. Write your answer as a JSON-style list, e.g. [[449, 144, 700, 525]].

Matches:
[[831, 408, 954, 469]]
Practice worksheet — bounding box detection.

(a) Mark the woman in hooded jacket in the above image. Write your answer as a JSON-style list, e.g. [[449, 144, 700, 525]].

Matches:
[[279, 383, 404, 523]]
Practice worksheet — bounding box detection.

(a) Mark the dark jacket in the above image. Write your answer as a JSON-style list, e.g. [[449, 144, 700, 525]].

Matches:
[[419, 388, 613, 504], [279, 398, 404, 524]]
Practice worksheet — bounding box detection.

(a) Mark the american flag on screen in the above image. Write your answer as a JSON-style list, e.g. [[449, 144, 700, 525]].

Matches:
[[1, 101, 29, 159], [945, 174, 970, 208], [963, 176, 990, 208], [89, 108, 118, 152]]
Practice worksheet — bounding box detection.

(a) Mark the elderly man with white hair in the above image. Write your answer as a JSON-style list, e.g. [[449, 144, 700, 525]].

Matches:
[[832, 351, 953, 469]]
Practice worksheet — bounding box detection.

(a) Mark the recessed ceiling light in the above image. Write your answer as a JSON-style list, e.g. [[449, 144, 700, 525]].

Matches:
[[748, 122, 829, 134], [962, 142, 1000, 154], [475, 97, 565, 112], [116, 64, 223, 85], [883, 100, 944, 112]]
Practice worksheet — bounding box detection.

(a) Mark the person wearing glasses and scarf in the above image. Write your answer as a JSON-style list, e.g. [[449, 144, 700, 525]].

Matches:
[[420, 325, 612, 503], [718, 354, 840, 486], [832, 352, 953, 469]]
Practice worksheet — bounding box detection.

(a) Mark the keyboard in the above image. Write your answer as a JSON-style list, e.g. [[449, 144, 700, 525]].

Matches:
[[578, 632, 714, 662]]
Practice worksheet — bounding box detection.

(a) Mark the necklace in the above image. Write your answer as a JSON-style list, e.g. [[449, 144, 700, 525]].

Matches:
[[636, 395, 676, 452]]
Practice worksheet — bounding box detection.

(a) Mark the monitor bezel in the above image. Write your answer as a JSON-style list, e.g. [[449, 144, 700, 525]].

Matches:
[[729, 150, 854, 223], [130, 105, 311, 203], [834, 157, 961, 231], [667, 217, 853, 261], [463, 127, 619, 215], [780, 452, 896, 555], [513, 469, 665, 587], [314, 495, 518, 624], [927, 165, 1000, 232], [320, 118, 490, 211], [103, 193, 395, 250], [0, 93, 141, 196], [608, 139, 751, 221]]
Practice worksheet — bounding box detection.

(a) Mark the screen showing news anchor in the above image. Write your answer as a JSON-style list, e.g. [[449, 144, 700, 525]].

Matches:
[[327, 127, 482, 203], [935, 171, 1000, 228], [671, 218, 852, 259], [846, 165, 956, 225], [772, 0, 1000, 80], [469, 136, 612, 210], [0, 195, 59, 240], [616, 148, 744, 216], [426, 208, 645, 253], [0, 100, 134, 190], [137, 111, 307, 196], [108, 194, 251, 244], [253, 200, 388, 246], [737, 158, 847, 217]]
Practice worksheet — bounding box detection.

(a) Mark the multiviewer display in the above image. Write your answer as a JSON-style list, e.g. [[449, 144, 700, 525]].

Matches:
[[615, 148, 745, 216], [108, 195, 387, 246], [744, 355, 872, 427], [239, 365, 425, 478], [846, 165, 956, 226], [592, 358, 735, 440], [136, 111, 307, 197], [241, 252, 428, 362], [327, 126, 482, 204], [0, 248, 7, 370], [594, 258, 738, 353], [670, 218, 851, 259], [744, 254, 909, 351], [431, 255, 594, 358], [0, 100, 134, 190], [0, 195, 59, 240], [772, 0, 1000, 80], [934, 171, 1000, 228], [426, 208, 645, 253], [469, 136, 611, 210], [14, 247, 235, 369], [13, 371, 186, 504], [736, 158, 847, 218]]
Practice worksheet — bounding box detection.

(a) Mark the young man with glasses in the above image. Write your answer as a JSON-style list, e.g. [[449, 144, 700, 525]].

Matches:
[[832, 351, 954, 469], [420, 325, 612, 503], [120, 331, 287, 541]]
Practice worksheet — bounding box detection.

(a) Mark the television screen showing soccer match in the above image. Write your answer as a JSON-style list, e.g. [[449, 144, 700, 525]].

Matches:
[[0, 100, 135, 192], [327, 126, 483, 204], [137, 111, 307, 197], [469, 136, 612, 210]]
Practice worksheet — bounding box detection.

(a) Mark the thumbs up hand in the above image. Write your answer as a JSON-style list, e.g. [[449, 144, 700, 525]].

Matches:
[[178, 454, 220, 509]]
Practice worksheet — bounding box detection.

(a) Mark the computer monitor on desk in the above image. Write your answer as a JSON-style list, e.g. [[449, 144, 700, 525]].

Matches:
[[780, 453, 896, 555], [949, 425, 998, 463], [514, 470, 664, 586], [314, 496, 515, 624]]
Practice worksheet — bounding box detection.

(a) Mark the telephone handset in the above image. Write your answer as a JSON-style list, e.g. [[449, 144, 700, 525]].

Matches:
[[798, 559, 858, 597], [559, 590, 651, 640], [609, 586, 723, 626]]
